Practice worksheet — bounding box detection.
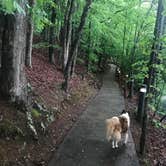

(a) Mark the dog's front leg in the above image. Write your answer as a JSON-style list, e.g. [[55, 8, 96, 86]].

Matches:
[[112, 140, 115, 148], [115, 141, 118, 148], [124, 132, 128, 144]]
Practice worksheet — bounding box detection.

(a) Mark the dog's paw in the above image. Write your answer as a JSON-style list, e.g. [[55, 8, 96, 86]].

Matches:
[[124, 142, 127, 145], [123, 142, 127, 146], [115, 145, 118, 148], [112, 145, 115, 149]]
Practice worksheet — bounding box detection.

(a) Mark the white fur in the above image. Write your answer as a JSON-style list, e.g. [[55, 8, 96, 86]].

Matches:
[[120, 112, 130, 127], [120, 112, 130, 144]]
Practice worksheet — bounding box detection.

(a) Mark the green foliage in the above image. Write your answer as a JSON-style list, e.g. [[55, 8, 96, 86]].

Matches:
[[132, 60, 148, 85], [33, 0, 55, 33], [152, 119, 166, 129], [79, 0, 156, 75], [80, 0, 166, 115], [89, 52, 98, 63], [0, 0, 25, 14], [88, 52, 98, 72], [2, 0, 166, 121]]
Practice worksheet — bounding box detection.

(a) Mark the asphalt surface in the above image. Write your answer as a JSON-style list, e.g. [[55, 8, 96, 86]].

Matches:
[[48, 65, 140, 166]]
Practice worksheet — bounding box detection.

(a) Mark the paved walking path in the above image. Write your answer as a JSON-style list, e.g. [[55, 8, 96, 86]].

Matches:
[[48, 65, 139, 166]]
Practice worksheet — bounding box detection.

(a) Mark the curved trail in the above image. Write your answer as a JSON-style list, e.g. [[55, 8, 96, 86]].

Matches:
[[48, 65, 139, 166]]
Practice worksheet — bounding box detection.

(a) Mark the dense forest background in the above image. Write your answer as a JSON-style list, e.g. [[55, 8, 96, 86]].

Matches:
[[1, 0, 166, 122], [0, 0, 166, 165]]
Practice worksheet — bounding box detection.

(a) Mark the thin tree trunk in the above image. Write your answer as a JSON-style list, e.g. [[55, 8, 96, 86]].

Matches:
[[25, 0, 35, 67], [70, 42, 78, 77], [49, 0, 57, 64], [0, 3, 27, 102], [122, 10, 127, 57], [62, 0, 75, 70], [86, 20, 91, 72], [160, 115, 166, 122], [98, 54, 102, 70], [0, 14, 5, 68], [63, 0, 92, 92], [42, 27, 49, 42]]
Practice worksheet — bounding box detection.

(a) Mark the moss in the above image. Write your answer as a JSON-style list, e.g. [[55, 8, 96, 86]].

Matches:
[[31, 109, 41, 118]]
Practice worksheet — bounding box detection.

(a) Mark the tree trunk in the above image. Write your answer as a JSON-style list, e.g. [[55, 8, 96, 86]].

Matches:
[[62, 0, 75, 70], [140, 0, 166, 154], [63, 0, 92, 92], [0, 3, 27, 102], [86, 20, 91, 72], [145, 0, 165, 92], [42, 27, 49, 42], [122, 10, 127, 57], [49, 0, 57, 64], [25, 0, 35, 67], [98, 54, 102, 70], [70, 42, 79, 76], [0, 14, 5, 68]]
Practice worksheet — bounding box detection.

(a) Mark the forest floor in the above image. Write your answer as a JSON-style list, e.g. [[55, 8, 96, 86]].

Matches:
[[0, 49, 101, 166], [124, 88, 166, 166]]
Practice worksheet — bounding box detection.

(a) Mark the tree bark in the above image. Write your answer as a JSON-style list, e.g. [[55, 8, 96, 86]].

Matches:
[[0, 13, 5, 68], [62, 0, 75, 70], [86, 20, 91, 72], [25, 0, 35, 67], [49, 0, 57, 64], [0, 2, 27, 102], [63, 0, 92, 91], [122, 10, 127, 57], [70, 42, 78, 76]]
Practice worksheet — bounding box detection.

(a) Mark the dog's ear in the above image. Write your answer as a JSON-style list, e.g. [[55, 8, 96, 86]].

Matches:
[[121, 109, 126, 114], [121, 109, 130, 116]]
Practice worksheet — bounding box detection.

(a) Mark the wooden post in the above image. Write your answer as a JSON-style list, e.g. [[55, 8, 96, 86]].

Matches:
[[137, 84, 147, 123]]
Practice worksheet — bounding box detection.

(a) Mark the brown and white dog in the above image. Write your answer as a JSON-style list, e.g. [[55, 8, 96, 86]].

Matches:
[[105, 110, 130, 148]]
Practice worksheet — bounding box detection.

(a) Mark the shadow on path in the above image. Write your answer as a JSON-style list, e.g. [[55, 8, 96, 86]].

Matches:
[[48, 65, 139, 166]]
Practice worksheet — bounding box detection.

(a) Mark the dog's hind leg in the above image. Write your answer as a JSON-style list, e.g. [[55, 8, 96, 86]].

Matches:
[[114, 132, 121, 148], [124, 132, 128, 144]]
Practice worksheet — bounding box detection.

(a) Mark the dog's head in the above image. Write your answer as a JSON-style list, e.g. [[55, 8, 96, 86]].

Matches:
[[119, 109, 130, 133], [121, 109, 130, 116], [121, 109, 126, 114], [119, 116, 128, 133]]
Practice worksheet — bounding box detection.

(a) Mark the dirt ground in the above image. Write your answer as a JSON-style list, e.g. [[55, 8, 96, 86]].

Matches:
[[0, 49, 101, 166]]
